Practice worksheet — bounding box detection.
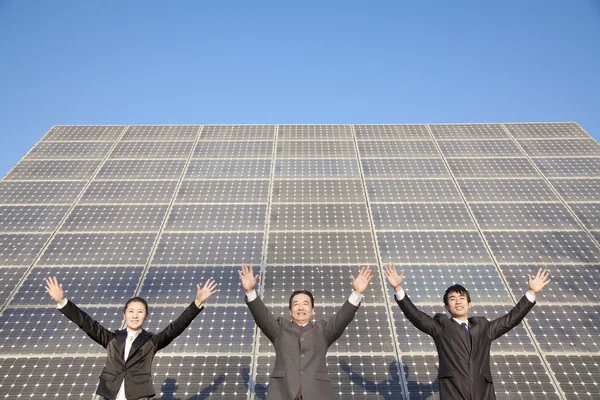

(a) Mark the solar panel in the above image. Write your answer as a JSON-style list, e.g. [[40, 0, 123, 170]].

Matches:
[[2, 123, 596, 400]]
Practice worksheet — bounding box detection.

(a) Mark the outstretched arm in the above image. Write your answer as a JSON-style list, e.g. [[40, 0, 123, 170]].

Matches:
[[384, 264, 442, 337], [155, 279, 217, 350], [239, 264, 281, 342], [488, 268, 550, 340], [324, 267, 372, 345], [45, 277, 114, 348]]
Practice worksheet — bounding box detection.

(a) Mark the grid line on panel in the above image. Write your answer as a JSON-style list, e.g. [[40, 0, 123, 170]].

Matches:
[[129, 126, 204, 317], [0, 126, 130, 314], [350, 125, 410, 400], [500, 124, 600, 252]]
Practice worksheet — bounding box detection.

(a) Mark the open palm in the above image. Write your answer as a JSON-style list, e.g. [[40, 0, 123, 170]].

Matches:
[[238, 264, 259, 293]]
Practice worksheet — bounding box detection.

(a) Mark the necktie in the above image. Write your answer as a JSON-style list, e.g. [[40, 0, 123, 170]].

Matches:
[[461, 322, 472, 352]]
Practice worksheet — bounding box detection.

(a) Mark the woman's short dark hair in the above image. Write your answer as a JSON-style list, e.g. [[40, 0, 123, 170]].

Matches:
[[443, 285, 471, 305], [123, 297, 149, 314], [289, 290, 314, 309]]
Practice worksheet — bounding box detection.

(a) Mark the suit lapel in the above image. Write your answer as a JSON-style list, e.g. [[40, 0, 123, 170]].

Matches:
[[468, 317, 478, 354], [115, 330, 127, 361], [126, 330, 151, 364], [450, 319, 470, 353]]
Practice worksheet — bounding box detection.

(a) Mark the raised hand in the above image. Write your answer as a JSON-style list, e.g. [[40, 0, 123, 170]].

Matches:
[[528, 268, 551, 295], [384, 263, 405, 292], [195, 279, 218, 306], [351, 267, 373, 295], [238, 263, 259, 293], [44, 276, 66, 305]]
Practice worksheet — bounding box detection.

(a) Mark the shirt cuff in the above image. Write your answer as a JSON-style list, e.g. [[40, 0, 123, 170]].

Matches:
[[246, 290, 258, 302], [394, 288, 405, 301], [348, 291, 363, 306], [56, 298, 69, 309], [525, 291, 536, 303]]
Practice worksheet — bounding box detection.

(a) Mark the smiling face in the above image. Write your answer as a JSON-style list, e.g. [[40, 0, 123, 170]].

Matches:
[[123, 300, 148, 331], [289, 293, 315, 326], [444, 291, 473, 320]]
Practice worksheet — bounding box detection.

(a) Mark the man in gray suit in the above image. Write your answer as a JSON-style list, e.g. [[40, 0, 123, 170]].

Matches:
[[239, 264, 373, 400], [384, 264, 551, 400]]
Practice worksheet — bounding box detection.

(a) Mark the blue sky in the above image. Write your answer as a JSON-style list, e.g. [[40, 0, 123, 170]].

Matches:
[[1, 1, 599, 177]]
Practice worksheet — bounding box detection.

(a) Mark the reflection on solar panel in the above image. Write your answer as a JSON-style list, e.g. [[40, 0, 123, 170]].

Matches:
[[0, 123, 597, 399]]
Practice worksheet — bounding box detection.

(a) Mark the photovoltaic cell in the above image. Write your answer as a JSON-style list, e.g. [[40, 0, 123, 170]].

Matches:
[[354, 124, 430, 140], [275, 159, 360, 178], [518, 139, 600, 157], [550, 178, 600, 202], [505, 123, 590, 139], [269, 204, 370, 231], [545, 355, 600, 399], [361, 158, 449, 178], [201, 125, 275, 140], [527, 305, 600, 353], [272, 179, 365, 203], [109, 141, 194, 159], [459, 179, 559, 202], [358, 141, 439, 158], [4, 159, 102, 180], [140, 266, 244, 305], [166, 204, 267, 231], [0, 356, 104, 399], [378, 231, 491, 264], [81, 180, 177, 204], [186, 159, 272, 179], [144, 306, 254, 353], [0, 267, 27, 305], [570, 203, 600, 229], [25, 141, 114, 159], [39, 233, 157, 266], [485, 231, 600, 264], [500, 265, 600, 304], [266, 232, 377, 265], [152, 232, 264, 265], [429, 124, 509, 139], [11, 266, 143, 306], [533, 158, 600, 178], [278, 141, 356, 158], [367, 179, 462, 202], [0, 205, 69, 233], [42, 125, 123, 141], [395, 265, 511, 304], [278, 124, 353, 140], [437, 140, 522, 157], [123, 125, 200, 140], [0, 306, 123, 355], [257, 305, 395, 353], [0, 181, 86, 204], [152, 355, 251, 399], [0, 233, 50, 265], [371, 203, 475, 230], [97, 159, 187, 179], [61, 204, 169, 232], [262, 265, 385, 304], [176, 180, 270, 204], [470, 203, 581, 230], [446, 158, 539, 178], [194, 140, 274, 158]]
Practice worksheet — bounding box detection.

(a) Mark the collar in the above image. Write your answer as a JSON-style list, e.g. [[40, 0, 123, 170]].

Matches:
[[453, 318, 469, 327]]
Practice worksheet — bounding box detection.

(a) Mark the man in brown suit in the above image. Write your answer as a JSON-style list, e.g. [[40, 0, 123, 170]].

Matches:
[[384, 264, 551, 400], [239, 264, 373, 400]]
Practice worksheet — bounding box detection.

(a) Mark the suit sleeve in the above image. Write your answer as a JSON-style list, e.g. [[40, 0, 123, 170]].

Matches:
[[323, 300, 360, 346], [486, 295, 535, 341], [154, 301, 204, 350], [245, 295, 281, 342], [397, 295, 442, 337], [58, 300, 114, 348]]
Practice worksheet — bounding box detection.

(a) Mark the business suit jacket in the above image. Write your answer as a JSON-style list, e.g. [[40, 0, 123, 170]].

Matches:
[[246, 295, 360, 400], [59, 300, 203, 400], [397, 295, 535, 400]]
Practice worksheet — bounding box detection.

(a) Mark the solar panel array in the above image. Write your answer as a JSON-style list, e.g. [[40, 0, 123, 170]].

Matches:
[[0, 123, 598, 399]]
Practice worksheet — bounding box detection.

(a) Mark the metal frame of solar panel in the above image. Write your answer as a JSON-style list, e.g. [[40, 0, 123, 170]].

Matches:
[[0, 123, 598, 399]]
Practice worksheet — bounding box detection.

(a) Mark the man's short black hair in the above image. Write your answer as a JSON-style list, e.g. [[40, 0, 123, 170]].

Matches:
[[289, 290, 315, 309], [123, 297, 149, 314], [443, 285, 471, 306]]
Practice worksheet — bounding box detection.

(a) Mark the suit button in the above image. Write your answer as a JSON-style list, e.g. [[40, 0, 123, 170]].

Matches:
[[300, 371, 304, 374], [301, 354, 305, 357], [301, 338, 305, 341]]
